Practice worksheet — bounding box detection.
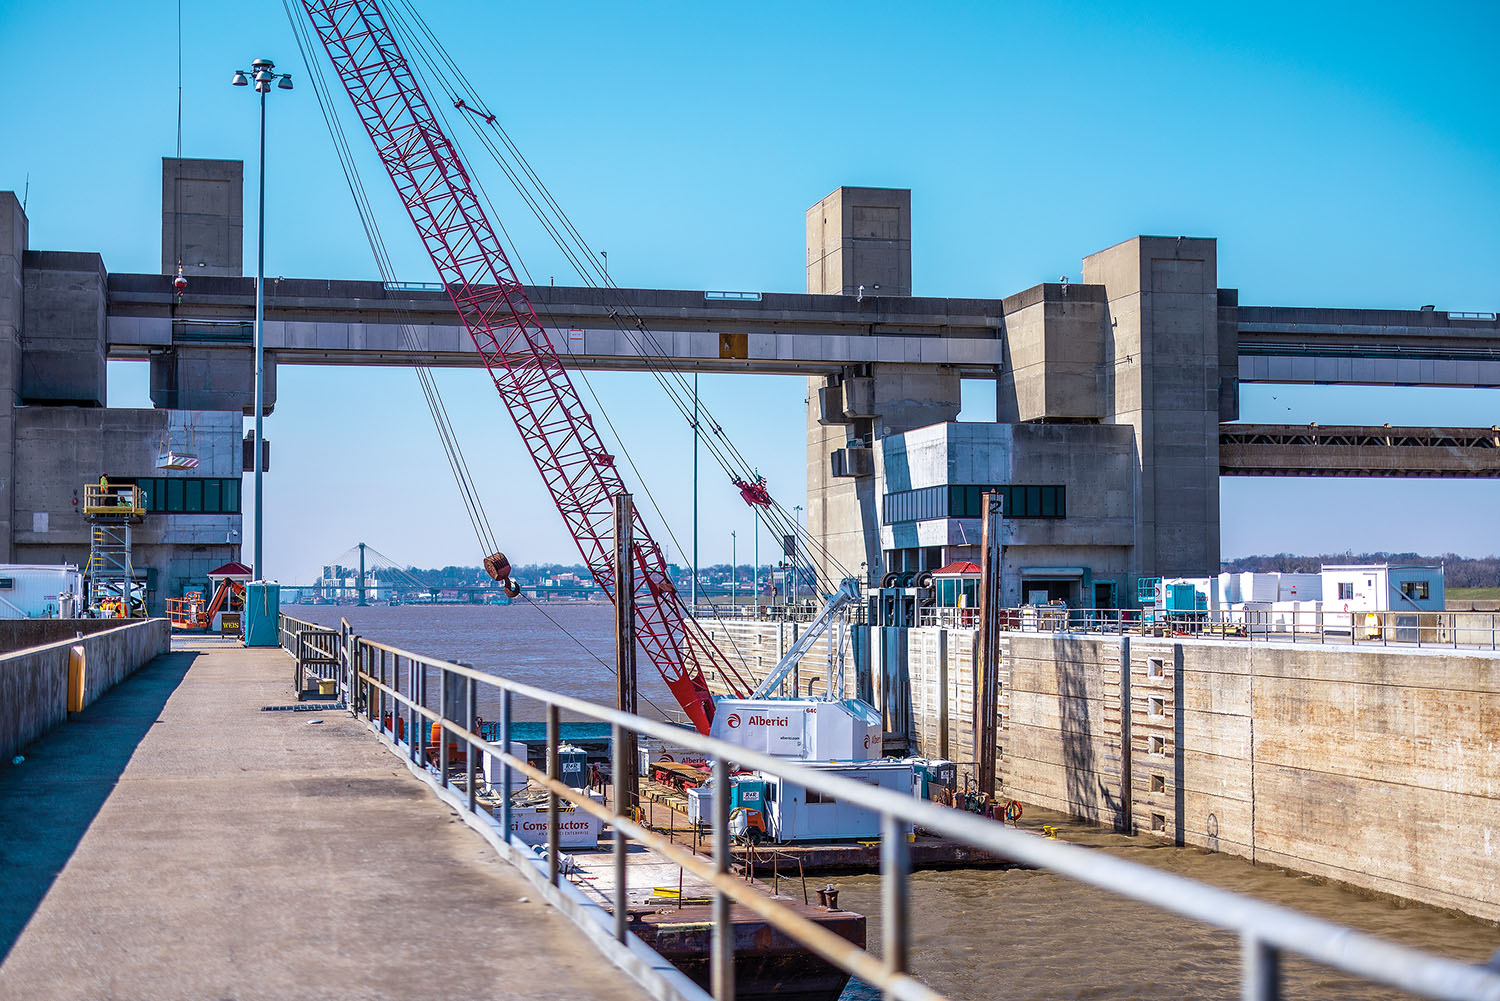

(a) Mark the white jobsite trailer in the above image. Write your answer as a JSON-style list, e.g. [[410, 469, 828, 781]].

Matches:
[[1320, 564, 1445, 613], [0, 565, 83, 619]]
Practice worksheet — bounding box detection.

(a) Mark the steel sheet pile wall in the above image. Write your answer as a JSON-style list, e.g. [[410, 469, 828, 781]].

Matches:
[[0, 618, 169, 758], [906, 627, 982, 767], [907, 627, 1500, 922]]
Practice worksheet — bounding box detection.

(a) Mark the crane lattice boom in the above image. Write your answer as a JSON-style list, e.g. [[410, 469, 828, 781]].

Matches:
[[300, 0, 748, 730]]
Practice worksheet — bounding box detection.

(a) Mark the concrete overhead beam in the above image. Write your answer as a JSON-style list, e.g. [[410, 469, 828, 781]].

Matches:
[[105, 273, 1007, 376]]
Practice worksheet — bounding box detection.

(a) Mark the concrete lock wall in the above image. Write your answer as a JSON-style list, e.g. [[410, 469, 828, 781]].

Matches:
[[0, 617, 129, 654], [697, 618, 861, 702], [905, 627, 1500, 923], [0, 617, 170, 759]]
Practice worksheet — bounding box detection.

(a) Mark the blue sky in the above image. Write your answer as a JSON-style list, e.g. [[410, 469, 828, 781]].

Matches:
[[2, 1, 1497, 583]]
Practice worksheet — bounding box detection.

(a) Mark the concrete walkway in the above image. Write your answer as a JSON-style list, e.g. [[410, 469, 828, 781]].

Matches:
[[0, 637, 651, 1001]]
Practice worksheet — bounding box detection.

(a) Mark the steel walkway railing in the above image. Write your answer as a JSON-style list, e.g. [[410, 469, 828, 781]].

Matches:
[[279, 614, 1500, 1001], [915, 605, 1500, 651]]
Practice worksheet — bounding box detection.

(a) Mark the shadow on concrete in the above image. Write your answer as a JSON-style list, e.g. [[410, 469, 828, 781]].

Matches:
[[1055, 637, 1122, 829], [0, 650, 195, 960]]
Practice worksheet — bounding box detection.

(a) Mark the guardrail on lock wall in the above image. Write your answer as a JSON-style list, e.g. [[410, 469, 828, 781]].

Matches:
[[277, 614, 1500, 1001]]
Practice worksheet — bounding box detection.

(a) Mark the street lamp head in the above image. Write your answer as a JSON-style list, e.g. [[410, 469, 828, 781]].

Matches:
[[277, 74, 294, 90], [231, 70, 249, 86], [251, 57, 275, 70]]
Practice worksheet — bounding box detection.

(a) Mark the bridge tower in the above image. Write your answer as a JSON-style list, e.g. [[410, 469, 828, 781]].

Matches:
[[805, 186, 962, 588], [83, 481, 146, 616]]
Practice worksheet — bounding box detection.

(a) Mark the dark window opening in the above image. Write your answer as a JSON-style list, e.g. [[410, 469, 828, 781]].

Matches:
[[134, 477, 243, 515], [884, 484, 1066, 523]]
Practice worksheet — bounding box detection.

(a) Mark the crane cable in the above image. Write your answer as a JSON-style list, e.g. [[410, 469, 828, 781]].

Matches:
[[384, 0, 852, 595], [285, 1, 499, 562], [284, 2, 757, 705]]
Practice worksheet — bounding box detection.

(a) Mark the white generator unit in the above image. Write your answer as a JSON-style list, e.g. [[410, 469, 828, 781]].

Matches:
[[482, 740, 529, 796], [709, 697, 881, 761], [0, 565, 83, 619]]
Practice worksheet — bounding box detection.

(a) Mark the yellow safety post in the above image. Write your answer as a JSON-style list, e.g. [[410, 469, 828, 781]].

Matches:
[[67, 645, 87, 713]]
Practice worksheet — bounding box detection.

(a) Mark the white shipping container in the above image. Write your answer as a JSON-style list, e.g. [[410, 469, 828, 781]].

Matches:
[[1239, 572, 1281, 603], [1278, 573, 1322, 601], [0, 565, 83, 619]]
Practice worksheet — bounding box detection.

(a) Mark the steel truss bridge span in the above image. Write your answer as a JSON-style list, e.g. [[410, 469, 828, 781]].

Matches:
[[1221, 424, 1500, 477]]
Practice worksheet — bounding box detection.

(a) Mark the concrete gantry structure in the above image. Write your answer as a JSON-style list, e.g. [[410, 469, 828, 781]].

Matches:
[[0, 164, 244, 612], [0, 158, 1497, 609]]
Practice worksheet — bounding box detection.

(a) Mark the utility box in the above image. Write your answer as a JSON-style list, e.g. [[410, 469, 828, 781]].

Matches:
[[558, 744, 590, 790], [731, 777, 767, 816], [242, 581, 280, 647]]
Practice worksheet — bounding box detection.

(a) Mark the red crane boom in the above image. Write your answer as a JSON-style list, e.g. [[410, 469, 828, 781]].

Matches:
[[299, 0, 748, 731]]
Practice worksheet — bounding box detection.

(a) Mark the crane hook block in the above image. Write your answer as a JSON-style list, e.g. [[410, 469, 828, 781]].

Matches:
[[484, 552, 522, 598], [483, 552, 512, 580], [733, 475, 774, 508]]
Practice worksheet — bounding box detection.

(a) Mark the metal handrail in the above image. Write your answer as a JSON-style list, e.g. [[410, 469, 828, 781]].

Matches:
[[911, 605, 1500, 651], [298, 615, 1500, 1001]]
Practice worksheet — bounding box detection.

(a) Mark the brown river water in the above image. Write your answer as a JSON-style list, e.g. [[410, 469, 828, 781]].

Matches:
[[294, 603, 1498, 1000]]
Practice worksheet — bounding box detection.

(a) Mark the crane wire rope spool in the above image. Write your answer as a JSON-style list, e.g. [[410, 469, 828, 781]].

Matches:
[[284, 2, 762, 700], [295, 0, 761, 731], [380, 0, 851, 597], [282, 6, 763, 705]]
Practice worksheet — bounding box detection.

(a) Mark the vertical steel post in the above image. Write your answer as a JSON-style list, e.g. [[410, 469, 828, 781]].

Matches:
[[974, 491, 1004, 796], [547, 703, 560, 887], [711, 755, 734, 1001], [418, 658, 428, 764], [692, 373, 699, 609], [408, 657, 420, 765], [500, 688, 513, 842], [465, 674, 477, 814], [754, 520, 759, 615], [1119, 636, 1132, 833], [881, 812, 911, 997], [614, 493, 640, 818], [936, 628, 949, 760], [611, 720, 629, 944], [1241, 932, 1281, 1001], [438, 668, 450, 787]]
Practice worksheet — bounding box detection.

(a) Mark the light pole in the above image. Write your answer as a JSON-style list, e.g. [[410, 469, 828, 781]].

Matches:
[[232, 58, 293, 581], [792, 504, 804, 599], [691, 372, 698, 609], [753, 512, 759, 616], [730, 530, 736, 608]]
